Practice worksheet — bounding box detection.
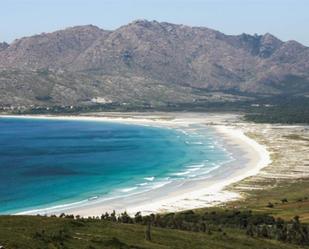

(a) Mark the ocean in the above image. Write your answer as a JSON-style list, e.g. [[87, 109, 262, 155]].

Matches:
[[0, 117, 232, 214]]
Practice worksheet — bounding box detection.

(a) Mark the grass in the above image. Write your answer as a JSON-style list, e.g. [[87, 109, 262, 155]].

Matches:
[[283, 134, 309, 142], [0, 215, 307, 249], [215, 179, 309, 222], [205, 129, 309, 223]]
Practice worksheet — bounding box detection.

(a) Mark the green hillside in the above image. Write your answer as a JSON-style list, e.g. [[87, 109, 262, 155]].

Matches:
[[0, 215, 307, 249]]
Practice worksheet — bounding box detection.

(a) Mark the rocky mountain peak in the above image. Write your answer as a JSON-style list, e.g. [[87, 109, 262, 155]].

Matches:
[[257, 33, 283, 58], [261, 33, 281, 43]]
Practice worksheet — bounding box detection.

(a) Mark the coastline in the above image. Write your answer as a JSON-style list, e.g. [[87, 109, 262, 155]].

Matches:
[[1, 113, 271, 216]]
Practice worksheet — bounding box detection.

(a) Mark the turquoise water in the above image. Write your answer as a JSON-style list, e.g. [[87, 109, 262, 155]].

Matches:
[[0, 117, 231, 214]]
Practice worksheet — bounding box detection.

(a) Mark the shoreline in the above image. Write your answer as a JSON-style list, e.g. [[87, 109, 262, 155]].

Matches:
[[1, 113, 271, 216]]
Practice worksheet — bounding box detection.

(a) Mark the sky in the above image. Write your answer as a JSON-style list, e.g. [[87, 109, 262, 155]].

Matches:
[[1, 0, 309, 46]]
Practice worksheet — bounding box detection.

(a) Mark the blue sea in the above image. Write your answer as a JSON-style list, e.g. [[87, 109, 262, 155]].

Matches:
[[0, 117, 232, 214]]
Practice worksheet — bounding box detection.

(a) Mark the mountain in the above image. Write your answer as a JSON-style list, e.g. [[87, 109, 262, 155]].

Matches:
[[0, 42, 8, 52], [0, 20, 308, 109], [0, 25, 109, 69]]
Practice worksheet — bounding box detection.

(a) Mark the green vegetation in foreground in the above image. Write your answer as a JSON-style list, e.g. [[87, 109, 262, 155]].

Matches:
[[1, 180, 309, 249], [223, 179, 309, 222], [0, 214, 308, 249]]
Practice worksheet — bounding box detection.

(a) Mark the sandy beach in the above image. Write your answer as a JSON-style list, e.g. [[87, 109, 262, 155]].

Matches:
[[2, 112, 271, 216]]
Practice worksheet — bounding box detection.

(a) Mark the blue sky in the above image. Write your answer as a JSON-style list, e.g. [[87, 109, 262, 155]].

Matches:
[[1, 0, 309, 46]]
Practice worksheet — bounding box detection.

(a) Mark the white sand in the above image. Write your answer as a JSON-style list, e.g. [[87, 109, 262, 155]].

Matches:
[[1, 113, 271, 216]]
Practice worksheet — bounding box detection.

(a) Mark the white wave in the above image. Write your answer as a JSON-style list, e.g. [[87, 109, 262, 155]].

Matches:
[[186, 164, 205, 168], [151, 180, 172, 189], [16, 198, 90, 215], [187, 167, 201, 172], [144, 176, 155, 181], [137, 182, 148, 186], [88, 196, 99, 201], [120, 187, 138, 193], [171, 171, 191, 176], [186, 141, 204, 145], [196, 164, 223, 177]]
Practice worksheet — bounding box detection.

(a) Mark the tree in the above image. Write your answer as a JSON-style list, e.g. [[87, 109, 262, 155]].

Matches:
[[153, 214, 161, 227], [110, 210, 117, 222], [200, 222, 206, 233], [134, 211, 143, 223], [246, 224, 254, 237], [281, 198, 288, 204], [260, 225, 269, 238], [145, 218, 152, 241], [118, 211, 132, 223], [266, 202, 274, 208], [101, 212, 109, 220]]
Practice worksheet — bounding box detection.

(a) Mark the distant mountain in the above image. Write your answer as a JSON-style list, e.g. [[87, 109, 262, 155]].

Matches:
[[0, 25, 109, 69], [0, 20, 308, 108]]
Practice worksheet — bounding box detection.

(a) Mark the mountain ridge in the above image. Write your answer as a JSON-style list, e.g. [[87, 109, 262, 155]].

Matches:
[[0, 20, 308, 108]]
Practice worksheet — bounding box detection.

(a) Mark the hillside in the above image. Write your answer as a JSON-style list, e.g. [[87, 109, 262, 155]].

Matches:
[[0, 20, 309, 109], [0, 215, 307, 249]]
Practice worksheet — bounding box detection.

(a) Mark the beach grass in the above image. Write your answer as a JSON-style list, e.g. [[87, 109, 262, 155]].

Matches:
[[193, 178, 309, 224], [0, 215, 306, 249], [217, 128, 309, 223], [225, 178, 309, 222]]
